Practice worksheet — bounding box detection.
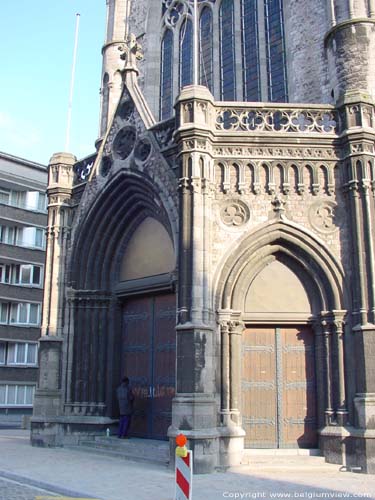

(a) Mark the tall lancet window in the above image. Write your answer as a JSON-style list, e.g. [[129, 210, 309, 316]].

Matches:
[[264, 0, 288, 102], [219, 0, 236, 100], [199, 7, 213, 92], [180, 18, 193, 88], [241, 0, 260, 101], [101, 73, 110, 135], [160, 29, 174, 120]]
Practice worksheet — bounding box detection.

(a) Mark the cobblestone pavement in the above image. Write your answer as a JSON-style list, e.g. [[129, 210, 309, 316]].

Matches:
[[0, 477, 58, 500]]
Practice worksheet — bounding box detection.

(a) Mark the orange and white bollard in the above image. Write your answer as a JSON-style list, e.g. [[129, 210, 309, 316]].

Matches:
[[175, 433, 193, 500]]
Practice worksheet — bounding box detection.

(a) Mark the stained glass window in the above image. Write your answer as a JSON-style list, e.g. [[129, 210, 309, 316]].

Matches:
[[264, 0, 288, 102], [219, 0, 236, 100], [160, 29, 174, 120], [241, 0, 260, 101], [199, 7, 213, 92], [180, 18, 193, 88]]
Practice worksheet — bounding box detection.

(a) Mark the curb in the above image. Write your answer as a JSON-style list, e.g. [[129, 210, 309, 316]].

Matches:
[[0, 469, 103, 499]]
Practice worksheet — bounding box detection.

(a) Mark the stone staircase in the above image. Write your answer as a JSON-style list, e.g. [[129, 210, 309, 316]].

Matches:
[[70, 435, 170, 466], [238, 449, 344, 472], [69, 439, 347, 473]]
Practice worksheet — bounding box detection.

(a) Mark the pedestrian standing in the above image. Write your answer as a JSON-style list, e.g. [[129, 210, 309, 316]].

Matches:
[[116, 376, 134, 439]]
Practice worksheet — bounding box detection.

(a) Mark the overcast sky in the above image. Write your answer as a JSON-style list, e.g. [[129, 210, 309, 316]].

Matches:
[[0, 1, 106, 165]]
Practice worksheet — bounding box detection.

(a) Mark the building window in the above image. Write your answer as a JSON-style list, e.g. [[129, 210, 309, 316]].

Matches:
[[160, 0, 288, 107], [180, 18, 193, 88], [9, 302, 40, 326], [0, 189, 46, 212], [7, 342, 38, 366], [0, 226, 16, 245], [0, 263, 42, 286], [0, 384, 35, 407], [199, 6, 213, 92], [20, 227, 44, 249], [0, 303, 8, 324], [13, 264, 42, 286], [264, 0, 288, 102], [0, 189, 10, 204], [0, 342, 5, 364], [160, 29, 174, 120], [101, 73, 110, 135], [0, 225, 45, 250], [0, 264, 11, 284], [241, 0, 261, 101], [219, 0, 236, 100]]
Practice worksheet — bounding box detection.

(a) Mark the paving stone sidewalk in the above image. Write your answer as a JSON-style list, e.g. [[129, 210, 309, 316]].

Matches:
[[0, 477, 60, 500], [1, 429, 375, 500]]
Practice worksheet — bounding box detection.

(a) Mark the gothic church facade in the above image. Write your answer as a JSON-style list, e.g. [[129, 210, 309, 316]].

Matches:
[[31, 0, 375, 473]]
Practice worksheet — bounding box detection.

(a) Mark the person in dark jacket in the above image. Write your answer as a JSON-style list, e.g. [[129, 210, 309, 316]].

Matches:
[[116, 376, 134, 438]]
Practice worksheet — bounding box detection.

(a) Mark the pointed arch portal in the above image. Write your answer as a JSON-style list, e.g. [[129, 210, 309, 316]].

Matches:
[[216, 220, 347, 448], [65, 173, 177, 439]]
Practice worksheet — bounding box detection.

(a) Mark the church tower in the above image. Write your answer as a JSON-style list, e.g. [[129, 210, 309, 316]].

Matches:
[[99, 0, 131, 139]]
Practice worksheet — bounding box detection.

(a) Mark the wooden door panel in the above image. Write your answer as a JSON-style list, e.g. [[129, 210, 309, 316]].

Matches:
[[242, 326, 317, 449], [281, 327, 317, 448], [122, 293, 176, 440], [152, 294, 176, 439], [123, 297, 153, 437], [242, 328, 277, 448]]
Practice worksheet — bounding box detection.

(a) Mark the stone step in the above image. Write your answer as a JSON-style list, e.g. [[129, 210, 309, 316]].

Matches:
[[238, 450, 342, 472], [71, 436, 170, 466]]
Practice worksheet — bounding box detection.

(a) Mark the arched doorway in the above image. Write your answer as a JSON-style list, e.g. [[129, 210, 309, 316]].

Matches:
[[242, 259, 316, 448], [65, 173, 178, 436], [117, 217, 176, 439], [216, 221, 348, 452]]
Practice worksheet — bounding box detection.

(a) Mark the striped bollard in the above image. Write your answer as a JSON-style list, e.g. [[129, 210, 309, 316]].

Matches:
[[175, 433, 193, 500]]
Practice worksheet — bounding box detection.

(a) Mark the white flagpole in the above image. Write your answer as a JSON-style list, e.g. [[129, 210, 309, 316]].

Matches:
[[65, 13, 80, 152], [193, 0, 198, 85]]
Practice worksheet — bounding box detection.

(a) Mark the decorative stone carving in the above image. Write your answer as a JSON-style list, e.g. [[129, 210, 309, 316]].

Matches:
[[220, 200, 250, 227], [212, 146, 338, 161], [118, 33, 143, 67], [309, 201, 339, 233], [162, 0, 215, 28], [113, 126, 137, 160], [152, 118, 176, 150], [272, 195, 286, 215], [134, 138, 152, 162], [100, 156, 112, 177], [119, 100, 135, 122], [216, 106, 338, 134]]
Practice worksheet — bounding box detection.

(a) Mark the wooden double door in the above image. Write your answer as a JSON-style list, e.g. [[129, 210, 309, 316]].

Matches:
[[122, 293, 176, 439], [242, 326, 317, 448]]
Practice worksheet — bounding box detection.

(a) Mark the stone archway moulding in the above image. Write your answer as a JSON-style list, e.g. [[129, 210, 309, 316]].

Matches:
[[215, 219, 349, 436]]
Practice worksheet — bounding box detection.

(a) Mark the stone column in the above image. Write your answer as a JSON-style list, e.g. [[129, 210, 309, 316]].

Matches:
[[67, 291, 112, 417], [313, 321, 326, 428], [31, 152, 75, 447], [171, 85, 220, 473], [328, 0, 336, 27], [323, 319, 334, 425], [229, 319, 244, 426], [332, 313, 349, 425], [339, 99, 375, 472], [219, 319, 230, 424]]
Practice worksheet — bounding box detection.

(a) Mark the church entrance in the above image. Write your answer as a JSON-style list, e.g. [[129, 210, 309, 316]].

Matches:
[[122, 293, 176, 440], [242, 325, 317, 449]]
